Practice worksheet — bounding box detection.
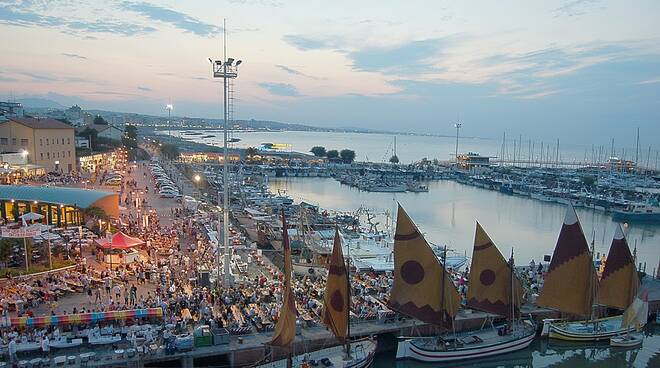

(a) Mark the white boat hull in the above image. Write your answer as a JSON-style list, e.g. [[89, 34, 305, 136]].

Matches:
[[610, 333, 643, 348], [547, 315, 634, 342], [396, 327, 535, 363], [258, 338, 376, 368]]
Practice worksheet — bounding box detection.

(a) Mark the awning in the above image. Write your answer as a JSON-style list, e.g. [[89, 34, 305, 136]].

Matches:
[[96, 231, 144, 250], [20, 212, 44, 221], [5, 308, 163, 329]]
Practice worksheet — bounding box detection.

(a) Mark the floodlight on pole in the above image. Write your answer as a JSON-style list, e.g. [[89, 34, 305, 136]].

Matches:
[[209, 18, 242, 287], [454, 122, 462, 165], [165, 104, 173, 138]]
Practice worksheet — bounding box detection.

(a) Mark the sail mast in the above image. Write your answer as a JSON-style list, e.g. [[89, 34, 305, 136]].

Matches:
[[441, 244, 447, 326], [345, 229, 352, 357]]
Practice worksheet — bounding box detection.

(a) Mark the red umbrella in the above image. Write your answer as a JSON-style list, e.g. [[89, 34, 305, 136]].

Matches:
[[96, 231, 144, 250]]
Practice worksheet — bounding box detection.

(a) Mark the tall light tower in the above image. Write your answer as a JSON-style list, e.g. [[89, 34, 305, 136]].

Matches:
[[165, 104, 173, 138], [209, 19, 242, 286], [454, 122, 462, 165]]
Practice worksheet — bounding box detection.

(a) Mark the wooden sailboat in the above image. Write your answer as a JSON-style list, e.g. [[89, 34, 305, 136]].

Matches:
[[393, 206, 535, 362], [539, 208, 638, 341], [260, 214, 376, 368], [610, 290, 648, 347]]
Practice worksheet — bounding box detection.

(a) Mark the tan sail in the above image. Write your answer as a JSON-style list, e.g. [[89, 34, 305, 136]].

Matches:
[[388, 204, 460, 326], [466, 222, 523, 318], [322, 228, 349, 340], [271, 211, 297, 347], [598, 224, 639, 310], [537, 205, 596, 317]]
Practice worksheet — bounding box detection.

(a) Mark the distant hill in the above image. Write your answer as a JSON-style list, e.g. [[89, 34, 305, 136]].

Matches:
[[16, 98, 65, 109]]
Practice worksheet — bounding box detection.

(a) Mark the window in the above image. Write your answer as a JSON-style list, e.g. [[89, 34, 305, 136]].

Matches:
[[40, 153, 43, 159], [20, 139, 28, 146], [46, 138, 49, 145], [68, 151, 71, 157], [0, 138, 7, 145], [47, 152, 50, 159], [11, 138, 16, 145], [40, 138, 43, 146], [57, 152, 60, 158], [67, 138, 70, 145]]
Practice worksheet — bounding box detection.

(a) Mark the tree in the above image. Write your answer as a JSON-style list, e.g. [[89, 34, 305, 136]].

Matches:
[[122, 124, 138, 149], [326, 150, 339, 159], [0, 238, 17, 268], [245, 147, 258, 159], [93, 115, 108, 125], [78, 127, 98, 150], [389, 155, 400, 164], [310, 146, 326, 157], [160, 143, 180, 159], [581, 175, 596, 186], [340, 149, 356, 163]]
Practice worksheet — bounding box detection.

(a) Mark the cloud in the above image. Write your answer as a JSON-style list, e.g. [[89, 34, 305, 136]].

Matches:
[[282, 34, 340, 51], [137, 86, 152, 91], [348, 38, 449, 73], [62, 53, 87, 60], [227, 0, 283, 7], [17, 71, 58, 82], [259, 82, 300, 96], [275, 65, 322, 80], [120, 2, 220, 37], [554, 0, 604, 18], [636, 78, 660, 85], [0, 3, 156, 36]]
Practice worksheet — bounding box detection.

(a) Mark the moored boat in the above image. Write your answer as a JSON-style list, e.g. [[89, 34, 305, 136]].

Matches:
[[391, 206, 535, 363], [538, 208, 640, 342]]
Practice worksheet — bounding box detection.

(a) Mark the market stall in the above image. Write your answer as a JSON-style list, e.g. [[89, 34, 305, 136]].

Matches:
[[95, 231, 144, 266]]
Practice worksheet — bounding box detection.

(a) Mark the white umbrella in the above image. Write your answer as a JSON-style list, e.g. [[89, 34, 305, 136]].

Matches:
[[20, 212, 44, 221]]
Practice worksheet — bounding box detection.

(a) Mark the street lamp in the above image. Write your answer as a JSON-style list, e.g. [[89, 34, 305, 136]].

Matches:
[[454, 122, 462, 165], [209, 19, 242, 287], [165, 104, 173, 138]]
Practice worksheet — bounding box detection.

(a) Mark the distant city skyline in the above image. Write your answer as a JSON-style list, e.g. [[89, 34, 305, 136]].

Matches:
[[1, 0, 659, 146]]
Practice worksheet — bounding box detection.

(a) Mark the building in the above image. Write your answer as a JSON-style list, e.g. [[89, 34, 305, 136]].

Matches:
[[80, 124, 123, 141], [457, 152, 492, 170], [75, 136, 90, 148], [0, 185, 119, 225], [0, 117, 76, 173], [0, 101, 24, 118]]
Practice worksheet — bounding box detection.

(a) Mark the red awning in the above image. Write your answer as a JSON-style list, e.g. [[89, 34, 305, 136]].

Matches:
[[96, 231, 144, 250]]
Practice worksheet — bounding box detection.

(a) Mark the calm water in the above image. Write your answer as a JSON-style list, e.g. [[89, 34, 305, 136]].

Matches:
[[268, 177, 660, 273], [168, 130, 639, 165], [373, 326, 660, 367], [268, 177, 660, 367]]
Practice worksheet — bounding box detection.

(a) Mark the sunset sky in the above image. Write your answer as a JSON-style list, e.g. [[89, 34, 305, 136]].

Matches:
[[1, 0, 659, 145]]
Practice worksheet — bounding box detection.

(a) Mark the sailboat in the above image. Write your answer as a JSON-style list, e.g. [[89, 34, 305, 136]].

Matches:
[[393, 206, 536, 362], [539, 208, 638, 341], [610, 289, 648, 347], [259, 213, 376, 368]]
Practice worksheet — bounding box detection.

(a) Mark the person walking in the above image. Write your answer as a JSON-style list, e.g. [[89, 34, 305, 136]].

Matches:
[[95, 286, 102, 304], [8, 337, 17, 364]]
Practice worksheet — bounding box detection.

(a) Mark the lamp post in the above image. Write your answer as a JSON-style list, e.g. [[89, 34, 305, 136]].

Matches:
[[454, 122, 462, 165], [209, 19, 242, 287], [165, 104, 173, 139]]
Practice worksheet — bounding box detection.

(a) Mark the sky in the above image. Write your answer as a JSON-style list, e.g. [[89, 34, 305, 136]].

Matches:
[[1, 0, 659, 146]]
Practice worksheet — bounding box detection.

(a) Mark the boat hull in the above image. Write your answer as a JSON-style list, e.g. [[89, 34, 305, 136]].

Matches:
[[396, 328, 535, 363], [610, 333, 643, 348], [612, 211, 660, 222], [547, 316, 634, 342], [258, 338, 376, 368]]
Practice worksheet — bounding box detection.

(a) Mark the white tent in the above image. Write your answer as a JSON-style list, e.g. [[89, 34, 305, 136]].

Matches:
[[20, 212, 44, 221]]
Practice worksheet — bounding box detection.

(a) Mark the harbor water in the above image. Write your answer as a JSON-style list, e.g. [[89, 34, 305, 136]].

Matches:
[[169, 130, 653, 166], [268, 176, 660, 367], [267, 177, 660, 278]]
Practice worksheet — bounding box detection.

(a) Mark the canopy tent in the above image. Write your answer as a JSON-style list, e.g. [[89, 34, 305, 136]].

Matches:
[[5, 308, 163, 329], [19, 212, 44, 221], [95, 231, 144, 250]]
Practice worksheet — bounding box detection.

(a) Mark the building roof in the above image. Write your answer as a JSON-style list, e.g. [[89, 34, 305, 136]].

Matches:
[[5, 117, 73, 130], [0, 185, 116, 208]]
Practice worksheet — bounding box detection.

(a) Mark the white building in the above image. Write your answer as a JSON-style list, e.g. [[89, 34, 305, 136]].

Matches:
[[75, 136, 90, 148]]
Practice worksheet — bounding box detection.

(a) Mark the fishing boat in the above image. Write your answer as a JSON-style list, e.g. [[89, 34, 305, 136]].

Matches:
[[538, 208, 638, 341], [392, 206, 535, 362], [260, 212, 376, 367], [88, 334, 122, 345], [612, 202, 660, 222]]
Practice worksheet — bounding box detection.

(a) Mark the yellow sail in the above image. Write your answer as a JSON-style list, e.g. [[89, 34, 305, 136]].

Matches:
[[270, 211, 297, 347], [621, 290, 649, 331], [537, 205, 596, 317], [322, 228, 349, 340], [388, 204, 460, 326], [598, 224, 639, 310], [466, 222, 523, 318]]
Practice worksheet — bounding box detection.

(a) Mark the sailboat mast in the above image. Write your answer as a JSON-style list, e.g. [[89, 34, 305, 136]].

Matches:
[[510, 248, 515, 325], [440, 244, 447, 325], [345, 230, 352, 357]]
